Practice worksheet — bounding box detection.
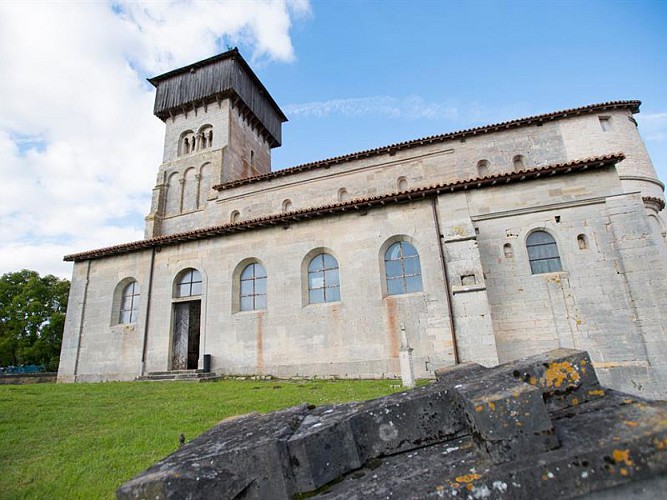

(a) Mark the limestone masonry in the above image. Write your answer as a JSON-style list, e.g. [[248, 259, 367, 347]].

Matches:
[[58, 49, 667, 399]]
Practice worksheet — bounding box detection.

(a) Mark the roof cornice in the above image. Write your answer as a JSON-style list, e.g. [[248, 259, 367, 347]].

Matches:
[[65, 153, 625, 262], [213, 100, 640, 192]]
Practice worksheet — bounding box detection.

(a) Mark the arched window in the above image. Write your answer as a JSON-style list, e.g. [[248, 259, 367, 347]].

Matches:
[[282, 199, 292, 212], [397, 177, 408, 191], [577, 234, 588, 250], [337, 188, 349, 203], [513, 155, 525, 170], [240, 263, 267, 311], [526, 231, 562, 274], [477, 159, 490, 176], [384, 241, 424, 295], [308, 253, 340, 304], [198, 125, 213, 150], [175, 268, 202, 298], [230, 210, 240, 224], [503, 243, 514, 258], [119, 281, 140, 324], [179, 130, 195, 156]]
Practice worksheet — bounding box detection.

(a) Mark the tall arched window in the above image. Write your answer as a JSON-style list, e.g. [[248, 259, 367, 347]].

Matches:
[[176, 268, 202, 298], [513, 155, 525, 170], [308, 253, 340, 304], [282, 199, 292, 212], [119, 281, 140, 324], [384, 241, 424, 295], [240, 263, 267, 311], [526, 231, 562, 274]]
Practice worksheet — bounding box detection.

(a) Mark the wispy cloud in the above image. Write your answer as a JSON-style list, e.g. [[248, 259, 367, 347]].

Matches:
[[637, 112, 667, 142], [284, 95, 459, 121], [0, 0, 311, 278]]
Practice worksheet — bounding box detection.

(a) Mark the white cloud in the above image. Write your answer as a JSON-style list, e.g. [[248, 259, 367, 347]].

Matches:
[[637, 112, 667, 142], [284, 95, 458, 121], [0, 1, 309, 279]]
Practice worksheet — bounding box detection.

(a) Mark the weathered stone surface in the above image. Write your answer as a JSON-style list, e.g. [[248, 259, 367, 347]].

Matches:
[[497, 348, 605, 411], [320, 393, 667, 499], [117, 405, 310, 500], [455, 376, 558, 463], [288, 384, 465, 492], [117, 349, 667, 500], [287, 403, 363, 492]]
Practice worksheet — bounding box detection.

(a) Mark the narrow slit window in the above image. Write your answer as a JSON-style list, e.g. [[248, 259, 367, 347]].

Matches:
[[599, 116, 611, 132]]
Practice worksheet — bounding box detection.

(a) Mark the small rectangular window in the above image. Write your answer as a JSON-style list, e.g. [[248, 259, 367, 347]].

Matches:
[[599, 116, 611, 132]]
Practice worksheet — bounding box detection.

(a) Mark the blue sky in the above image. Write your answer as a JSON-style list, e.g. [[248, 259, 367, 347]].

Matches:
[[0, 0, 665, 278], [268, 1, 667, 171]]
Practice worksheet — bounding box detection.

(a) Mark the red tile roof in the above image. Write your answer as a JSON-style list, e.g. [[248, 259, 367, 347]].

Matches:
[[65, 153, 625, 262], [212, 100, 640, 191]]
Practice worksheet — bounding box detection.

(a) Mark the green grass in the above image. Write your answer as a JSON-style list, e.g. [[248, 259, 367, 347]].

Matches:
[[0, 379, 404, 499]]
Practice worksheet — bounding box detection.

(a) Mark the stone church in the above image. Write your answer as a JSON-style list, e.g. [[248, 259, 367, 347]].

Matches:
[[58, 49, 667, 398]]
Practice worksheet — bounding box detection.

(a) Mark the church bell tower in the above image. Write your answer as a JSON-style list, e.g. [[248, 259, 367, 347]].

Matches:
[[144, 49, 287, 238]]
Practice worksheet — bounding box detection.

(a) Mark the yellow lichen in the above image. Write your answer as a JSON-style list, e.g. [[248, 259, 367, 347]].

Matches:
[[541, 361, 580, 389], [475, 405, 484, 413], [450, 482, 461, 489], [455, 473, 481, 483], [620, 468, 629, 476], [622, 420, 638, 427], [588, 389, 605, 397], [488, 401, 496, 411], [571, 397, 579, 406], [529, 376, 538, 385], [612, 449, 634, 467], [653, 438, 667, 450]]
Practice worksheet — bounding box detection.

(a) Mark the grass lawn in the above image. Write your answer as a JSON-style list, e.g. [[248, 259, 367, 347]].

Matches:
[[0, 379, 404, 499]]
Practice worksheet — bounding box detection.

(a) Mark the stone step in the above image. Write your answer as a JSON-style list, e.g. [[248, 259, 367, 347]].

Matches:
[[136, 371, 220, 382]]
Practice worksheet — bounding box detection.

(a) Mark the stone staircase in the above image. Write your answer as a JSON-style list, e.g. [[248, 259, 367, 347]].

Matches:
[[136, 370, 220, 382]]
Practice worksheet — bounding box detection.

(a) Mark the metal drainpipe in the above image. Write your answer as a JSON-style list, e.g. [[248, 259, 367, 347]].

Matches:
[[73, 260, 91, 381], [140, 247, 157, 376], [431, 197, 460, 364]]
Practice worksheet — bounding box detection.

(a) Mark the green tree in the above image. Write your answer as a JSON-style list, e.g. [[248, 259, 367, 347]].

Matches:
[[0, 270, 70, 371]]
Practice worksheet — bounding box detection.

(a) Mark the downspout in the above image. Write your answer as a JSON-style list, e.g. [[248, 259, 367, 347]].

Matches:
[[431, 197, 460, 364], [140, 247, 157, 376], [73, 260, 91, 381]]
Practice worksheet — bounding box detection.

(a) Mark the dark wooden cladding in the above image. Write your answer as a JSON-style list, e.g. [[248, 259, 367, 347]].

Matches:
[[149, 49, 287, 147]]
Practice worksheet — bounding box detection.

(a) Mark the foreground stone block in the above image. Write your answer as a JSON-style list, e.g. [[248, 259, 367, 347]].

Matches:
[[117, 405, 311, 500], [455, 376, 558, 463], [288, 384, 465, 492], [436, 361, 558, 463], [320, 393, 667, 499], [287, 403, 363, 492], [118, 349, 667, 499], [498, 348, 605, 411]]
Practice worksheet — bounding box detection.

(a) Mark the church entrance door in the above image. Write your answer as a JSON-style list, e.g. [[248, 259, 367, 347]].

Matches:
[[172, 300, 201, 370]]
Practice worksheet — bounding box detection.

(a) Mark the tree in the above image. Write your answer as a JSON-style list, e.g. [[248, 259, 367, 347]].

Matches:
[[0, 270, 70, 371]]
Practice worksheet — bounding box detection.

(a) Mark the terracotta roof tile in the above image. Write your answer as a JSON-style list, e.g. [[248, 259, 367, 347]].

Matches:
[[64, 153, 625, 262], [212, 100, 640, 191]]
